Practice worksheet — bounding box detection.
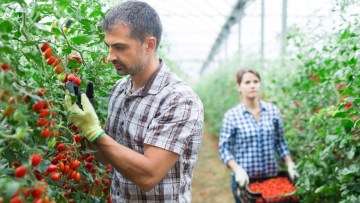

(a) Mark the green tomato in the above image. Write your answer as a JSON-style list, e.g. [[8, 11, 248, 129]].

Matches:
[[58, 72, 67, 83], [48, 137, 57, 148], [15, 126, 27, 139]]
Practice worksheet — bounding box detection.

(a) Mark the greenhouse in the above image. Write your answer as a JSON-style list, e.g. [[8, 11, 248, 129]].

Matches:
[[1, 0, 359, 202]]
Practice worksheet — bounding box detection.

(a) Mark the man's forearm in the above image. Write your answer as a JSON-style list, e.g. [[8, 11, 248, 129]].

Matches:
[[92, 133, 179, 192], [88, 142, 110, 165]]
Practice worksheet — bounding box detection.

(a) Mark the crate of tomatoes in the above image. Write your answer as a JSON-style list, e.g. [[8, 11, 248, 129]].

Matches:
[[244, 171, 298, 203]]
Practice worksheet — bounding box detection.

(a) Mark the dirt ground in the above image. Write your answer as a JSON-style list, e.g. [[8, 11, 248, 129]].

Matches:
[[191, 130, 234, 203]]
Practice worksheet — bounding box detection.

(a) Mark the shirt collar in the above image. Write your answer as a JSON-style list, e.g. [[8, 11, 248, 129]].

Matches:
[[239, 99, 268, 115], [126, 59, 168, 97]]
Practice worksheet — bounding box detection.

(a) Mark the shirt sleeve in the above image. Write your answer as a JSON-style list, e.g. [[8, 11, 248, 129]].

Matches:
[[219, 111, 235, 166], [273, 106, 290, 159], [144, 93, 204, 155]]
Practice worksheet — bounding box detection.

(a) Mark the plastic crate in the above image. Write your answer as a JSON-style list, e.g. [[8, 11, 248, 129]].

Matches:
[[243, 171, 299, 203]]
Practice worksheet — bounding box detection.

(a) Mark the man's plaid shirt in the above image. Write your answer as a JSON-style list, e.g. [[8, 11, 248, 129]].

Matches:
[[105, 61, 204, 202]]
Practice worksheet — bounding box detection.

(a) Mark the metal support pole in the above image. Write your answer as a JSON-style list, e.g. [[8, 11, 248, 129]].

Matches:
[[238, 12, 242, 64], [281, 0, 287, 56]]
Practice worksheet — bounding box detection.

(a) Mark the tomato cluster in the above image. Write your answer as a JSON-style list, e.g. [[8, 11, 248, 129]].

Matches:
[[0, 45, 111, 203], [40, 42, 82, 86], [248, 177, 297, 203]]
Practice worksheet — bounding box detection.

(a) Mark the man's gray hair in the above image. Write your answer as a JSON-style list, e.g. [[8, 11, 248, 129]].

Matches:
[[102, 0, 162, 50]]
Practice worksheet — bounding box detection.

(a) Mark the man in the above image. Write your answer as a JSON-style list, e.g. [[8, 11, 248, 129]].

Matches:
[[65, 1, 204, 202]]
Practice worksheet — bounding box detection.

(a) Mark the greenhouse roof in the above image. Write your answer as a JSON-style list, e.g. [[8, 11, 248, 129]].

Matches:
[[145, 0, 240, 77]]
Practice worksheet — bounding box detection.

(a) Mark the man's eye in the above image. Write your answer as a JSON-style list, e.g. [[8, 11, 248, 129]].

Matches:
[[115, 46, 124, 51]]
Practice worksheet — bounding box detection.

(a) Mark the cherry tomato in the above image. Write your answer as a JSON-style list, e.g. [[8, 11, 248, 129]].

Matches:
[[44, 48, 52, 59], [51, 172, 61, 181], [31, 154, 42, 167], [14, 166, 27, 178], [40, 42, 50, 52]]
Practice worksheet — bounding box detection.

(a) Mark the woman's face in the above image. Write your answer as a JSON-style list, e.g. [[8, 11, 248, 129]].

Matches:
[[237, 72, 261, 100]]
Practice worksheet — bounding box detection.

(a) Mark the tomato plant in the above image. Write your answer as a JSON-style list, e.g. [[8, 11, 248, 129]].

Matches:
[[0, 0, 121, 202]]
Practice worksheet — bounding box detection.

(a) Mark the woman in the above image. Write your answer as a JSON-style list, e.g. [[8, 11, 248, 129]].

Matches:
[[218, 68, 298, 203]]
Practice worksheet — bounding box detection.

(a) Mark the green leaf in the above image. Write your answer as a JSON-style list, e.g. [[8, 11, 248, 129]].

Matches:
[[71, 35, 92, 45], [80, 19, 93, 28], [341, 28, 350, 39], [325, 134, 338, 142], [341, 119, 353, 133], [315, 185, 328, 194], [346, 146, 355, 159], [0, 20, 14, 33], [51, 27, 62, 35], [348, 57, 357, 66], [4, 181, 20, 197], [57, 0, 71, 10], [333, 112, 348, 118]]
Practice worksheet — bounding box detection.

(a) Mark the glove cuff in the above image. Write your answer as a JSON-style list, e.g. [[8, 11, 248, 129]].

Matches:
[[91, 130, 105, 144], [287, 161, 296, 169], [86, 126, 104, 143]]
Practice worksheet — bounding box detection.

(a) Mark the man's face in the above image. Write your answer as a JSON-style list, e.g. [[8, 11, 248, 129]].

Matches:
[[104, 24, 147, 76]]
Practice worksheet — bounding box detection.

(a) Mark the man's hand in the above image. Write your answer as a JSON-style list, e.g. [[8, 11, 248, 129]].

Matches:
[[233, 165, 249, 188], [287, 161, 299, 182], [65, 92, 104, 143], [65, 81, 95, 108]]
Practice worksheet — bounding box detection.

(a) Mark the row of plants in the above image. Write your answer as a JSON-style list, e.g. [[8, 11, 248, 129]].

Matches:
[[194, 0, 360, 202], [0, 0, 120, 202]]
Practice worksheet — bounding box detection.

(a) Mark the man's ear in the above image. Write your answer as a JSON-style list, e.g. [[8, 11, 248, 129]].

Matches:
[[145, 36, 157, 54]]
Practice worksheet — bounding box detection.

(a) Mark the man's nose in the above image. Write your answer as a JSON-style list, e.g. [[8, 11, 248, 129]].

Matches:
[[107, 48, 116, 62]]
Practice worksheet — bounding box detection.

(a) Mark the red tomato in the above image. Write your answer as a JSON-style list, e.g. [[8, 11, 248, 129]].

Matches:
[[345, 101, 353, 109], [32, 101, 46, 112], [14, 166, 27, 178], [1, 63, 11, 71], [40, 128, 51, 139], [23, 94, 30, 103], [52, 58, 61, 67], [37, 88, 46, 97], [44, 48, 52, 59], [74, 172, 81, 182], [73, 134, 81, 143], [57, 143, 66, 152], [67, 74, 75, 82], [70, 160, 80, 169], [46, 56, 56, 65], [40, 42, 50, 52], [31, 188, 43, 198], [73, 77, 81, 86], [36, 118, 48, 127], [31, 154, 42, 167], [10, 196, 22, 203], [47, 164, 57, 172], [38, 109, 49, 118], [51, 172, 61, 181]]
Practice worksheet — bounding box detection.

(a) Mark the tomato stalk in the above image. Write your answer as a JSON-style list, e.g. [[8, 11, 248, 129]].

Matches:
[[20, 12, 47, 76], [60, 15, 89, 68]]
